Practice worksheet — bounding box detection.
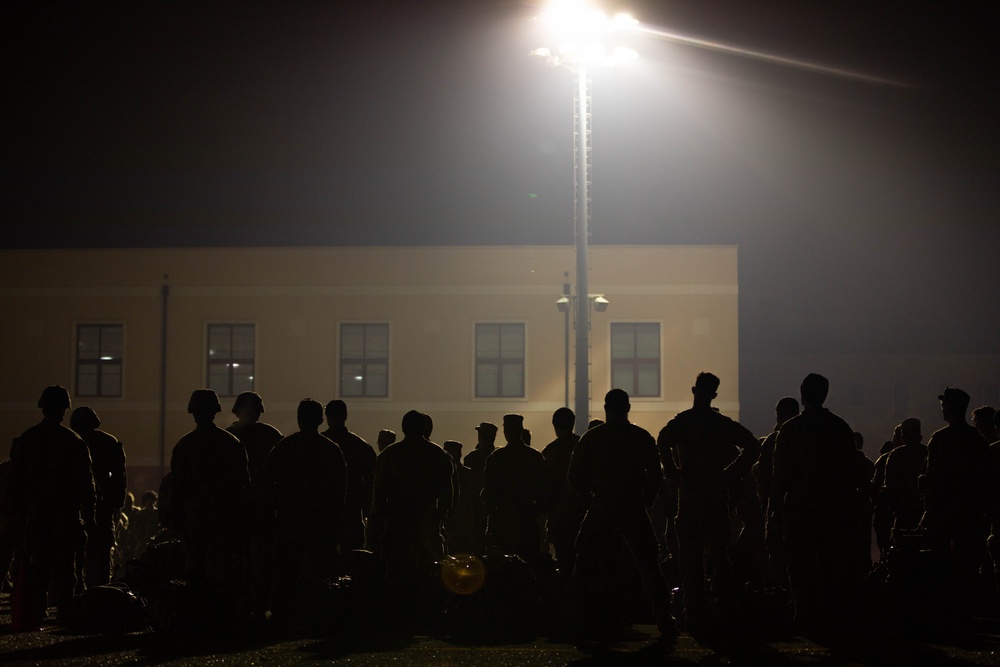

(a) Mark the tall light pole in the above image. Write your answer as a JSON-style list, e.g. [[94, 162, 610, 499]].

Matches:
[[533, 1, 637, 432]]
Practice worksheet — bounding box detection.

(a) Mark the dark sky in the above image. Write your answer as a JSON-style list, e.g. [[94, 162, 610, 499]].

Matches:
[[4, 1, 999, 358]]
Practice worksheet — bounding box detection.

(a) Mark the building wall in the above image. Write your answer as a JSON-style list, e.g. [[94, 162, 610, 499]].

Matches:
[[0, 245, 740, 493]]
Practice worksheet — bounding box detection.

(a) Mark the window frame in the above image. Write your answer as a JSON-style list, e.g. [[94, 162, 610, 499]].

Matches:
[[610, 321, 662, 398], [74, 322, 125, 398], [339, 322, 390, 399], [205, 322, 256, 398], [474, 321, 526, 399]]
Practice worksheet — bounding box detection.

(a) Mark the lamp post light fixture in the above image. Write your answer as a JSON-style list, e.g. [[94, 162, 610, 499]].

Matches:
[[534, 0, 638, 431], [554, 291, 612, 421]]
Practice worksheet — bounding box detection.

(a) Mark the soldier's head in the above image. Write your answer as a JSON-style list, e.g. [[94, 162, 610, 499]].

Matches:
[[972, 405, 997, 442], [38, 385, 71, 420], [297, 399, 324, 431], [187, 389, 222, 423], [775, 396, 800, 427], [401, 410, 426, 437], [377, 429, 396, 452], [692, 372, 720, 405], [502, 414, 525, 445], [938, 387, 970, 424], [70, 406, 101, 433], [475, 422, 497, 447], [799, 374, 829, 408], [900, 417, 922, 446], [443, 440, 462, 462], [552, 407, 575, 435], [325, 399, 348, 426], [604, 388, 631, 422], [141, 491, 158, 510], [232, 392, 264, 423]]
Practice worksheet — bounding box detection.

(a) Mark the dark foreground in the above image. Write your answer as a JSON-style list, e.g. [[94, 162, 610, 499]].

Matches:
[[5, 600, 1000, 666]]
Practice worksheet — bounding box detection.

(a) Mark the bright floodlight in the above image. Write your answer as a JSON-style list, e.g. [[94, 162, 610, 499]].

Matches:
[[533, 0, 639, 69]]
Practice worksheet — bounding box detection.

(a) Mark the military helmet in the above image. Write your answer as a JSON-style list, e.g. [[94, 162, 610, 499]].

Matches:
[[38, 385, 71, 412], [187, 389, 222, 414], [70, 406, 101, 432]]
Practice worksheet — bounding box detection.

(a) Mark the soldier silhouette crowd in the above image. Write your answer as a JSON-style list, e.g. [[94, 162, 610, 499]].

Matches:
[[3, 373, 1000, 643]]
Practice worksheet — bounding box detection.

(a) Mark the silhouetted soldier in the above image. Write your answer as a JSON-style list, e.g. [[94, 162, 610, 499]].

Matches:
[[369, 410, 453, 579], [11, 386, 95, 628], [376, 429, 396, 453], [482, 414, 549, 560], [323, 400, 377, 552], [69, 406, 126, 588], [658, 373, 759, 631], [542, 407, 583, 581], [883, 418, 926, 533], [170, 389, 250, 584], [852, 432, 876, 578], [754, 396, 798, 587], [770, 373, 857, 630], [973, 406, 998, 445], [263, 399, 346, 623], [871, 437, 898, 561], [463, 421, 497, 552], [463, 422, 497, 475], [225, 391, 282, 618], [919, 387, 993, 603], [442, 440, 481, 555], [569, 389, 675, 636], [226, 392, 283, 484]]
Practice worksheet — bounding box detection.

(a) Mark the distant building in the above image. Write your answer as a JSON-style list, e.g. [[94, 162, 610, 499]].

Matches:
[[0, 245, 740, 493]]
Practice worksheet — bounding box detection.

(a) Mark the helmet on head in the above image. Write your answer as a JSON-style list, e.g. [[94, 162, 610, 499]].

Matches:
[[70, 406, 101, 432], [38, 385, 71, 412], [187, 389, 222, 415]]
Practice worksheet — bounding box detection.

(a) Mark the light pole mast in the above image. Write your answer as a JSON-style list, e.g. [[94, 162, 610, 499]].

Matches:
[[533, 2, 638, 433], [574, 64, 591, 431]]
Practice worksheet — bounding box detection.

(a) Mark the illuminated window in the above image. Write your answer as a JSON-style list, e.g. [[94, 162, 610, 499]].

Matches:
[[476, 323, 524, 398], [76, 324, 123, 397], [340, 323, 388, 398], [207, 324, 255, 397], [611, 323, 660, 397]]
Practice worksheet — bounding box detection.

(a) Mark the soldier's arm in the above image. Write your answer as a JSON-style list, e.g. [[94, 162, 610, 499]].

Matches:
[[769, 429, 790, 521], [109, 439, 128, 511], [79, 440, 97, 527], [641, 433, 664, 507], [567, 437, 593, 504], [656, 423, 680, 483], [723, 422, 761, 485]]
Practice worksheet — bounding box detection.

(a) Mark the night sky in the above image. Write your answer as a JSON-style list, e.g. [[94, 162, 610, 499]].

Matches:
[[4, 1, 998, 424]]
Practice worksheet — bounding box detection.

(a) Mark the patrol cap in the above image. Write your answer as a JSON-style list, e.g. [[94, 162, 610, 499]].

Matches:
[[70, 406, 101, 432], [475, 422, 498, 435], [38, 385, 71, 412], [938, 387, 970, 409], [232, 391, 264, 414], [187, 389, 222, 415], [443, 440, 463, 457], [502, 414, 524, 429]]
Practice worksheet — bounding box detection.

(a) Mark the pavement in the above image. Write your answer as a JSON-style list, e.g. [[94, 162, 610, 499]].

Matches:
[[5, 599, 1000, 667]]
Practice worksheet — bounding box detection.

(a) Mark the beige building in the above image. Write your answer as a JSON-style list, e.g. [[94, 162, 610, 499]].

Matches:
[[0, 245, 740, 493]]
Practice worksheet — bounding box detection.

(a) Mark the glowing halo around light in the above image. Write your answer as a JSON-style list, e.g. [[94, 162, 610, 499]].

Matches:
[[440, 554, 487, 595]]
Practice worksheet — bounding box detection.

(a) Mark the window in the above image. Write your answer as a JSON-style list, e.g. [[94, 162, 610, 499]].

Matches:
[[340, 323, 388, 398], [76, 324, 123, 397], [611, 323, 660, 397], [476, 323, 524, 398], [207, 324, 255, 397]]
